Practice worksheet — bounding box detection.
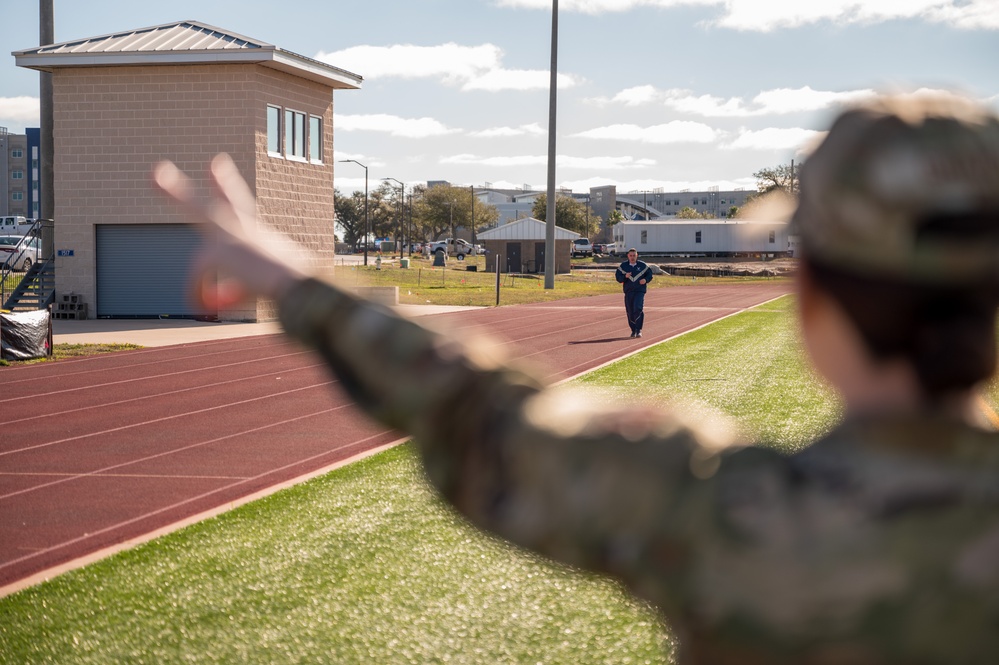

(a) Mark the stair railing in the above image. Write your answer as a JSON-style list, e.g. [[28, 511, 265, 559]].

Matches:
[[1, 219, 49, 309]]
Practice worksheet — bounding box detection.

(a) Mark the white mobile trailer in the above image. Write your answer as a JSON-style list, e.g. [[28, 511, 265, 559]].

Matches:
[[618, 219, 791, 256]]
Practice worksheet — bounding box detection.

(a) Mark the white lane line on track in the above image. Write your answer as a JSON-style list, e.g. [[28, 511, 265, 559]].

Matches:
[[3, 349, 317, 401], [0, 339, 303, 386], [2, 362, 331, 426], [0, 399, 357, 500], [0, 380, 338, 462], [0, 429, 400, 581]]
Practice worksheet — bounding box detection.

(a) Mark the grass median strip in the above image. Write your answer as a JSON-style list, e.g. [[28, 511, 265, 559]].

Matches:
[[330, 257, 782, 307]]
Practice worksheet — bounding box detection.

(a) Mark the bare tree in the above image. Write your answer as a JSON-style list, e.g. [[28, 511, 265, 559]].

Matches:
[[753, 162, 802, 195]]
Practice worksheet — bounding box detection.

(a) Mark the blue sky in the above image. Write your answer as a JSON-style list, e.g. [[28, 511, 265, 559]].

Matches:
[[2, 0, 997, 195]]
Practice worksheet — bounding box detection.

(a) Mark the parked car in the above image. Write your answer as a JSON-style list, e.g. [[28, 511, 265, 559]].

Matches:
[[0, 235, 41, 271], [592, 243, 607, 254], [571, 238, 593, 257]]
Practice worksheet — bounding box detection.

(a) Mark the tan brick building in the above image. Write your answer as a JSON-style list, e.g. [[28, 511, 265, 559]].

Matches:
[[14, 21, 361, 321]]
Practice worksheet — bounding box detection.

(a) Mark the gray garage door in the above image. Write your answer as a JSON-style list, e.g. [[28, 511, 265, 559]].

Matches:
[[96, 224, 215, 319]]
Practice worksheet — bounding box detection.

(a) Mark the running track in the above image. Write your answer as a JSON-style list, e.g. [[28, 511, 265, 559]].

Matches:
[[0, 282, 790, 594]]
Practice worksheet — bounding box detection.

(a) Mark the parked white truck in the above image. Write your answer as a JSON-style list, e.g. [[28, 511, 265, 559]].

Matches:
[[429, 238, 477, 259], [1, 216, 35, 236]]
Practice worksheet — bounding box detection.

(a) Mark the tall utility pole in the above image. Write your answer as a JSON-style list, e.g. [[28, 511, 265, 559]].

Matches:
[[469, 184, 475, 246], [544, 0, 558, 288], [339, 159, 369, 265], [39, 0, 54, 258], [383, 177, 404, 258]]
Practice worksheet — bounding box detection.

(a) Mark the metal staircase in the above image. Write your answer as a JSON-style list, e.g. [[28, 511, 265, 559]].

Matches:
[[2, 219, 55, 313], [3, 258, 56, 312]]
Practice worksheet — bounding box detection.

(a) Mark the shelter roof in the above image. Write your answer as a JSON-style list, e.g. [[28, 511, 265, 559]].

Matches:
[[478, 216, 580, 241], [13, 20, 362, 89]]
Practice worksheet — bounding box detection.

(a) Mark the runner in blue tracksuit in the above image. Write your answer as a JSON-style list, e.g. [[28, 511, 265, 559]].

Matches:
[[615, 248, 653, 338]]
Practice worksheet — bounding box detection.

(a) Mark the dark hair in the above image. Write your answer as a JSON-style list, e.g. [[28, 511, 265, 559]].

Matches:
[[805, 258, 999, 401]]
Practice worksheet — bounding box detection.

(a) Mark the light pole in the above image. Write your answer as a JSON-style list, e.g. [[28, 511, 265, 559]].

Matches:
[[339, 159, 369, 266], [544, 0, 558, 288], [40, 0, 54, 260], [449, 199, 455, 245], [383, 177, 404, 258]]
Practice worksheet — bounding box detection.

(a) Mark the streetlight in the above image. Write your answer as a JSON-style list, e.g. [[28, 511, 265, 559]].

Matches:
[[469, 184, 476, 246], [338, 159, 369, 266], [383, 177, 404, 258]]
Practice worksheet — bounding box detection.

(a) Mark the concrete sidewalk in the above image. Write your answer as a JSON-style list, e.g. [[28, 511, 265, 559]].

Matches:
[[51, 304, 479, 347]]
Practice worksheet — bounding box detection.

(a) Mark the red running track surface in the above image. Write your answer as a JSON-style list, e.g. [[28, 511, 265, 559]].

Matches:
[[0, 281, 790, 593]]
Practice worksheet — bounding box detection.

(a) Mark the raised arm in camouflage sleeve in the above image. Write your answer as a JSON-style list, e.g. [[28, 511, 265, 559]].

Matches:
[[278, 278, 999, 663], [278, 277, 739, 588], [157, 131, 999, 661]]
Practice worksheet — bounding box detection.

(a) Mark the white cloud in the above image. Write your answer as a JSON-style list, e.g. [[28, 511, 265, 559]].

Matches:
[[724, 126, 822, 151], [464, 69, 579, 92], [335, 114, 460, 139], [495, 0, 999, 30], [611, 85, 659, 106], [332, 151, 387, 169], [316, 43, 579, 92], [559, 175, 759, 193], [596, 85, 877, 116], [663, 91, 759, 117], [559, 155, 657, 169], [470, 123, 546, 138], [443, 154, 548, 167], [573, 121, 718, 143], [600, 85, 999, 119], [716, 0, 999, 32], [749, 87, 876, 114], [495, 0, 705, 14], [441, 154, 656, 169], [0, 96, 41, 130]]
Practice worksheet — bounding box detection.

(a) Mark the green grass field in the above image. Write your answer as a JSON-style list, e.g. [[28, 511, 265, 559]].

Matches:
[[329, 256, 779, 307], [2, 294, 989, 664]]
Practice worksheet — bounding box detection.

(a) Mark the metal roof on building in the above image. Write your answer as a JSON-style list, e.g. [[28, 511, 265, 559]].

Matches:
[[478, 217, 580, 241], [12, 20, 362, 90]]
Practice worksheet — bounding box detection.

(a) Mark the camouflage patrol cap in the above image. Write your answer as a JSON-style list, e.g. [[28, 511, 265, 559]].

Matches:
[[792, 93, 999, 284]]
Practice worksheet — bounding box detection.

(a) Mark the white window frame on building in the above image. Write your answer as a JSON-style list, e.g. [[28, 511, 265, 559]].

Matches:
[[266, 105, 282, 156], [11, 170, 24, 180], [309, 115, 323, 164], [11, 148, 23, 158], [285, 109, 307, 161], [695, 230, 702, 244], [267, 105, 325, 164], [640, 230, 648, 244]]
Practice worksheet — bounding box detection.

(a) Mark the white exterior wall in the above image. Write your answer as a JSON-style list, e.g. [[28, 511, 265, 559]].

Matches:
[[621, 220, 790, 254]]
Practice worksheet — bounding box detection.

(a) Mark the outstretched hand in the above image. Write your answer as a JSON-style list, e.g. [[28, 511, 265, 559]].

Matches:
[[152, 154, 309, 308]]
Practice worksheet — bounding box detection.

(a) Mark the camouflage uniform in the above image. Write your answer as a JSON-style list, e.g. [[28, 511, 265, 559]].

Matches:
[[279, 278, 999, 664], [273, 95, 999, 663]]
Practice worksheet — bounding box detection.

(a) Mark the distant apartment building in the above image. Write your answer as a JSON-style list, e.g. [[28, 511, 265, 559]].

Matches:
[[448, 183, 757, 243], [612, 187, 756, 220], [0, 127, 40, 219]]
